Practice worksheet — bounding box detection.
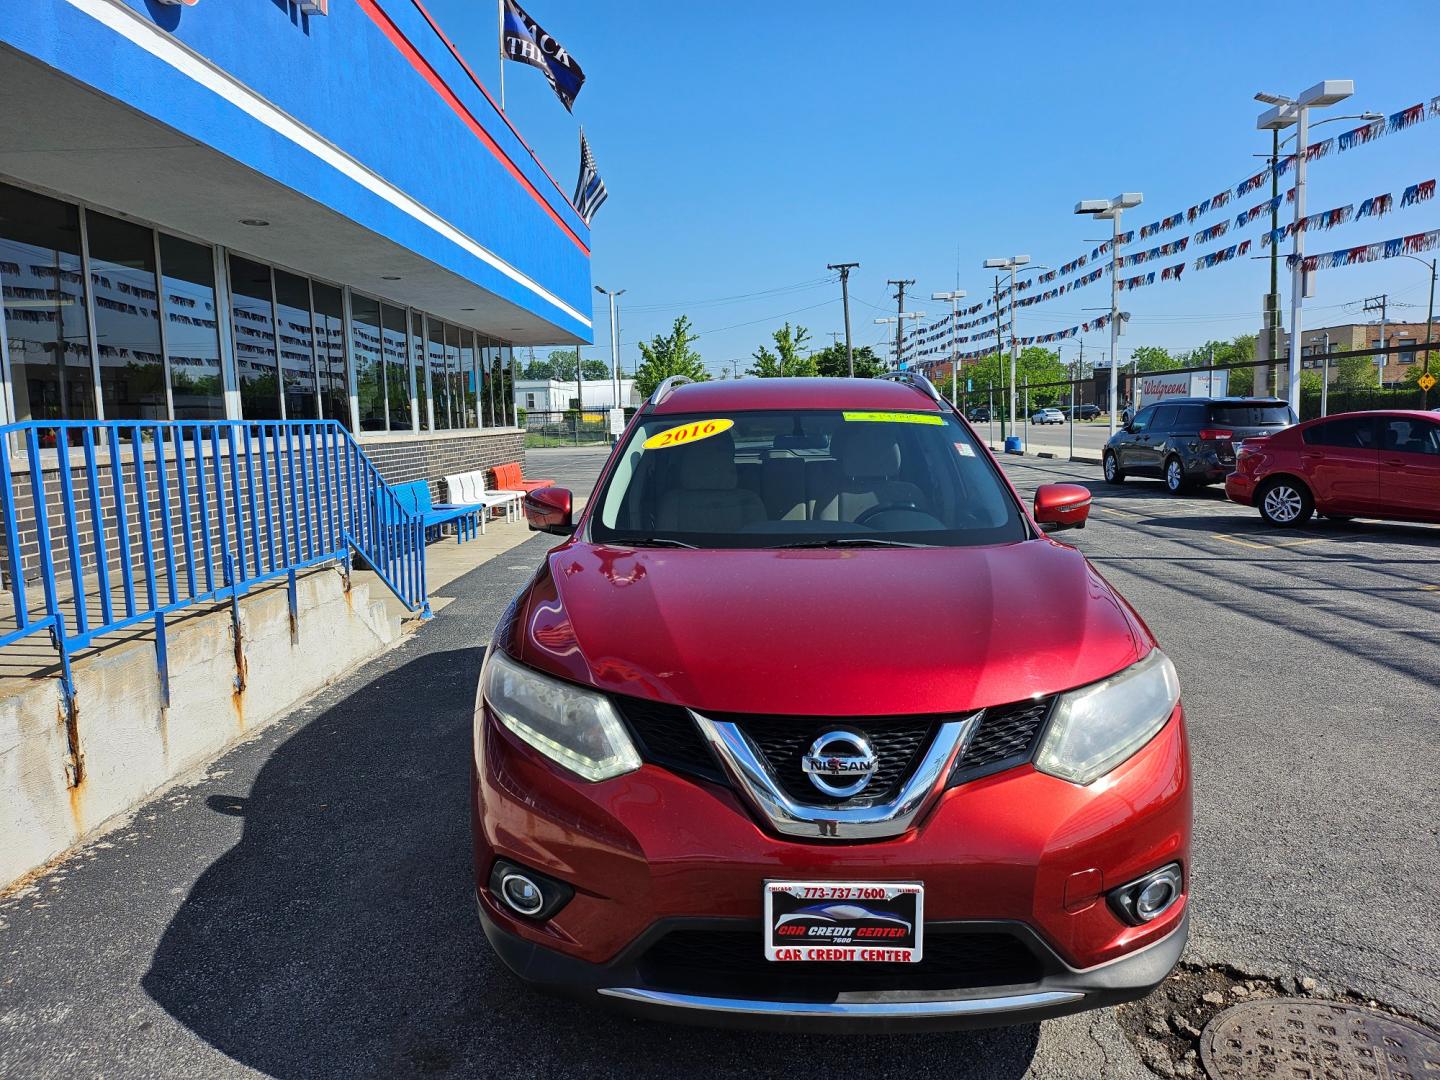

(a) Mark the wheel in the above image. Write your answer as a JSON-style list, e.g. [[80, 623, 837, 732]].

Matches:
[[1164, 457, 1190, 495], [1257, 478, 1314, 527], [1103, 451, 1126, 484]]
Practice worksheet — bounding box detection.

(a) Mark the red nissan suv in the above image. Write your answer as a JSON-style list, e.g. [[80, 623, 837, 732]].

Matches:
[[472, 374, 1190, 1032]]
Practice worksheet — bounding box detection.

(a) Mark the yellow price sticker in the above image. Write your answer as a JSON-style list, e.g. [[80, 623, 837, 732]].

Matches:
[[642, 418, 735, 450], [841, 411, 945, 425]]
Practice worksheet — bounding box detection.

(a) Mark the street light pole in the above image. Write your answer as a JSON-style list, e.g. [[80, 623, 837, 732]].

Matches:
[[1075, 194, 1143, 437], [932, 289, 968, 404], [1257, 80, 1355, 416], [1394, 254, 1438, 408], [594, 284, 625, 423], [983, 255, 1030, 431], [873, 317, 898, 368]]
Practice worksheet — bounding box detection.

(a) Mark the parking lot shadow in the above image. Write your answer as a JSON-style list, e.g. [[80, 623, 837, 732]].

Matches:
[[142, 647, 1042, 1079]]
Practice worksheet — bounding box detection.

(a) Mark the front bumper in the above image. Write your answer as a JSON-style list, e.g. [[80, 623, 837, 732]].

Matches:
[[473, 703, 1191, 1030], [479, 899, 1189, 1033]]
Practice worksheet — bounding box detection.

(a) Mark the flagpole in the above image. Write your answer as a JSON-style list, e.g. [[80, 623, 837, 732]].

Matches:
[[497, 0, 506, 110]]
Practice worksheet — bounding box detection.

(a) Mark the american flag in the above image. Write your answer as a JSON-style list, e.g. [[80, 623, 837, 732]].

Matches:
[[573, 129, 608, 225]]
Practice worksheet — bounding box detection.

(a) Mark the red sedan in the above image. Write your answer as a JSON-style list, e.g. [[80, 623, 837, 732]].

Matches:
[[472, 374, 1190, 1032], [1226, 409, 1440, 527]]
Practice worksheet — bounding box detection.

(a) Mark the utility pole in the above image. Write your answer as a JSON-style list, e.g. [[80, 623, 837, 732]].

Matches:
[[1364, 294, 1388, 386], [828, 262, 860, 377], [889, 278, 915, 369], [1266, 127, 1283, 394], [1321, 331, 1330, 417]]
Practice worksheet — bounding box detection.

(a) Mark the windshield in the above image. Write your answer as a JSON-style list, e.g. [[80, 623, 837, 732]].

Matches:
[[591, 408, 1028, 549], [1207, 403, 1295, 427]]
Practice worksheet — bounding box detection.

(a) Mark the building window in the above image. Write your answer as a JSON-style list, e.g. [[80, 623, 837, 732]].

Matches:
[[87, 211, 166, 421], [0, 181, 97, 422], [312, 282, 349, 428], [525, 392, 535, 409], [411, 310, 428, 431], [427, 317, 449, 430], [1398, 338, 1416, 364], [499, 344, 514, 426], [351, 293, 385, 430], [229, 255, 281, 420], [158, 234, 223, 420], [273, 270, 318, 420], [458, 328, 478, 428], [381, 304, 412, 431]]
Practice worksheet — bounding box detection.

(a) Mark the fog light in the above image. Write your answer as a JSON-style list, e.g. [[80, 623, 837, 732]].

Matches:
[[500, 872, 544, 916], [1108, 863, 1183, 926], [487, 859, 573, 921]]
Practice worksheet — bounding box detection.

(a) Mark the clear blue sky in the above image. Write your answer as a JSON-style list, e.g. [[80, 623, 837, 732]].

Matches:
[[428, 0, 1439, 376]]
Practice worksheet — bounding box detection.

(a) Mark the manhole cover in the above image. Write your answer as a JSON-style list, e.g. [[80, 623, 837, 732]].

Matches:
[[1200, 998, 1440, 1079]]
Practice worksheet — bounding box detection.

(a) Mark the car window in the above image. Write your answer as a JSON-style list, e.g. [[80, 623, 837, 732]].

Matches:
[[1381, 417, 1440, 455], [593, 408, 1028, 549], [1175, 404, 1207, 430], [1208, 403, 1295, 426], [1149, 405, 1179, 433], [1303, 416, 1377, 449], [1129, 406, 1157, 433]]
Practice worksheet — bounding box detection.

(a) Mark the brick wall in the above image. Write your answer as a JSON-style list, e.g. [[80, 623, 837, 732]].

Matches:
[[362, 430, 525, 498]]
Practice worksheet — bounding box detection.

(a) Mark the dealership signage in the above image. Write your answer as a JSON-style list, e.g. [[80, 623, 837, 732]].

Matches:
[[1138, 371, 1229, 402]]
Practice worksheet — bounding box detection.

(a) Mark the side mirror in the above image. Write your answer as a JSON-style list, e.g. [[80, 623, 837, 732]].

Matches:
[[524, 487, 574, 536], [1034, 483, 1091, 533]]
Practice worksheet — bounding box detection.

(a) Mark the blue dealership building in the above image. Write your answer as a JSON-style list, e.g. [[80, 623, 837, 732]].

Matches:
[[0, 0, 592, 472]]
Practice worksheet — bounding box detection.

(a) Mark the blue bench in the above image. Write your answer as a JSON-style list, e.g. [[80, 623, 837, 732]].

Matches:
[[391, 481, 483, 544]]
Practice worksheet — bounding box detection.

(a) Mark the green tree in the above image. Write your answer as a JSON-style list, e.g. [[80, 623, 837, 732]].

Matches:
[[634, 315, 709, 397], [524, 350, 609, 382], [959, 347, 1069, 406], [1186, 334, 1257, 396], [749, 323, 817, 377], [813, 343, 886, 378], [1335, 353, 1379, 390], [1131, 346, 1181, 372]]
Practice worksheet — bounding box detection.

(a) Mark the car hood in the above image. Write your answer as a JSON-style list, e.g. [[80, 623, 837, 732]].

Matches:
[[511, 539, 1151, 716]]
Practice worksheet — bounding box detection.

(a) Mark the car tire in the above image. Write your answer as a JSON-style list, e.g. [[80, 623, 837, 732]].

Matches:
[[1164, 457, 1190, 495], [1104, 451, 1125, 484], [1257, 478, 1314, 527]]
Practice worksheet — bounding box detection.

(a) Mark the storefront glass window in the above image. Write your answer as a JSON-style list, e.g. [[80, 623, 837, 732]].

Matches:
[[0, 182, 96, 422], [381, 303, 412, 431], [428, 316, 450, 430], [459, 328, 478, 428], [273, 270, 318, 420], [411, 311, 429, 431], [312, 282, 349, 428], [351, 293, 385, 431], [228, 255, 281, 420], [87, 212, 165, 421], [158, 234, 223, 420]]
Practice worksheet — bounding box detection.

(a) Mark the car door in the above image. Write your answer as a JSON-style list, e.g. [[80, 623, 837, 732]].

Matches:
[[1140, 405, 1179, 473], [1378, 415, 1440, 522], [1298, 416, 1381, 513], [1116, 405, 1157, 470]]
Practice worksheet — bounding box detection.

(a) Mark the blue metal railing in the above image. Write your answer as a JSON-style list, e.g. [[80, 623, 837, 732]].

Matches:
[[0, 420, 429, 782]]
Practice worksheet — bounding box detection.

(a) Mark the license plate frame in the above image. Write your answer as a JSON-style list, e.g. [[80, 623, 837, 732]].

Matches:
[[763, 880, 923, 963]]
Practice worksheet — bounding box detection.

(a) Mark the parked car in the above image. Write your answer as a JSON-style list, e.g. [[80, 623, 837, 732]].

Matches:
[[1226, 409, 1440, 527], [477, 375, 1190, 1032], [967, 406, 992, 422], [1073, 404, 1101, 421], [1104, 397, 1297, 494], [1030, 408, 1065, 425]]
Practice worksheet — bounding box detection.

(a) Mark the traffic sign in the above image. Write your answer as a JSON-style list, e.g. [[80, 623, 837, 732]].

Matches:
[[1419, 372, 1436, 392]]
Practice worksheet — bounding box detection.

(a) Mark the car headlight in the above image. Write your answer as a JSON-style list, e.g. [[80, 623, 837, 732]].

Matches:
[[1035, 650, 1180, 785], [481, 651, 641, 782]]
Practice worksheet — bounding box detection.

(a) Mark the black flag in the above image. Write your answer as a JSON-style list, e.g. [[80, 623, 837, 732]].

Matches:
[[502, 0, 585, 112], [573, 129, 607, 225]]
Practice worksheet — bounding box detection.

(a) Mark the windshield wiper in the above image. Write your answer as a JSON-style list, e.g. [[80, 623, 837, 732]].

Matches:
[[602, 536, 699, 549], [776, 537, 936, 549]]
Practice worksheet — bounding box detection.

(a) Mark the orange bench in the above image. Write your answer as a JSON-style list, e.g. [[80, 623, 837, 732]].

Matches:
[[493, 461, 554, 494]]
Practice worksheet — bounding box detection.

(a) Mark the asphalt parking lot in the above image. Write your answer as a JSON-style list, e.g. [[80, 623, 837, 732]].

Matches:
[[1, 446, 1436, 1079]]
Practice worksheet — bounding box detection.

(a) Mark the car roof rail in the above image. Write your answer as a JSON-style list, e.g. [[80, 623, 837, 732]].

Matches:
[[650, 375, 694, 406], [877, 370, 945, 406]]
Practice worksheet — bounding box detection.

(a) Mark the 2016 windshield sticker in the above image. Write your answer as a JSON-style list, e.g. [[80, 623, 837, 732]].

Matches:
[[841, 411, 944, 425], [642, 418, 735, 450]]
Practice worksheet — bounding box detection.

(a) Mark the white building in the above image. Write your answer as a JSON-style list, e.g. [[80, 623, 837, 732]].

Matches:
[[514, 378, 638, 413]]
